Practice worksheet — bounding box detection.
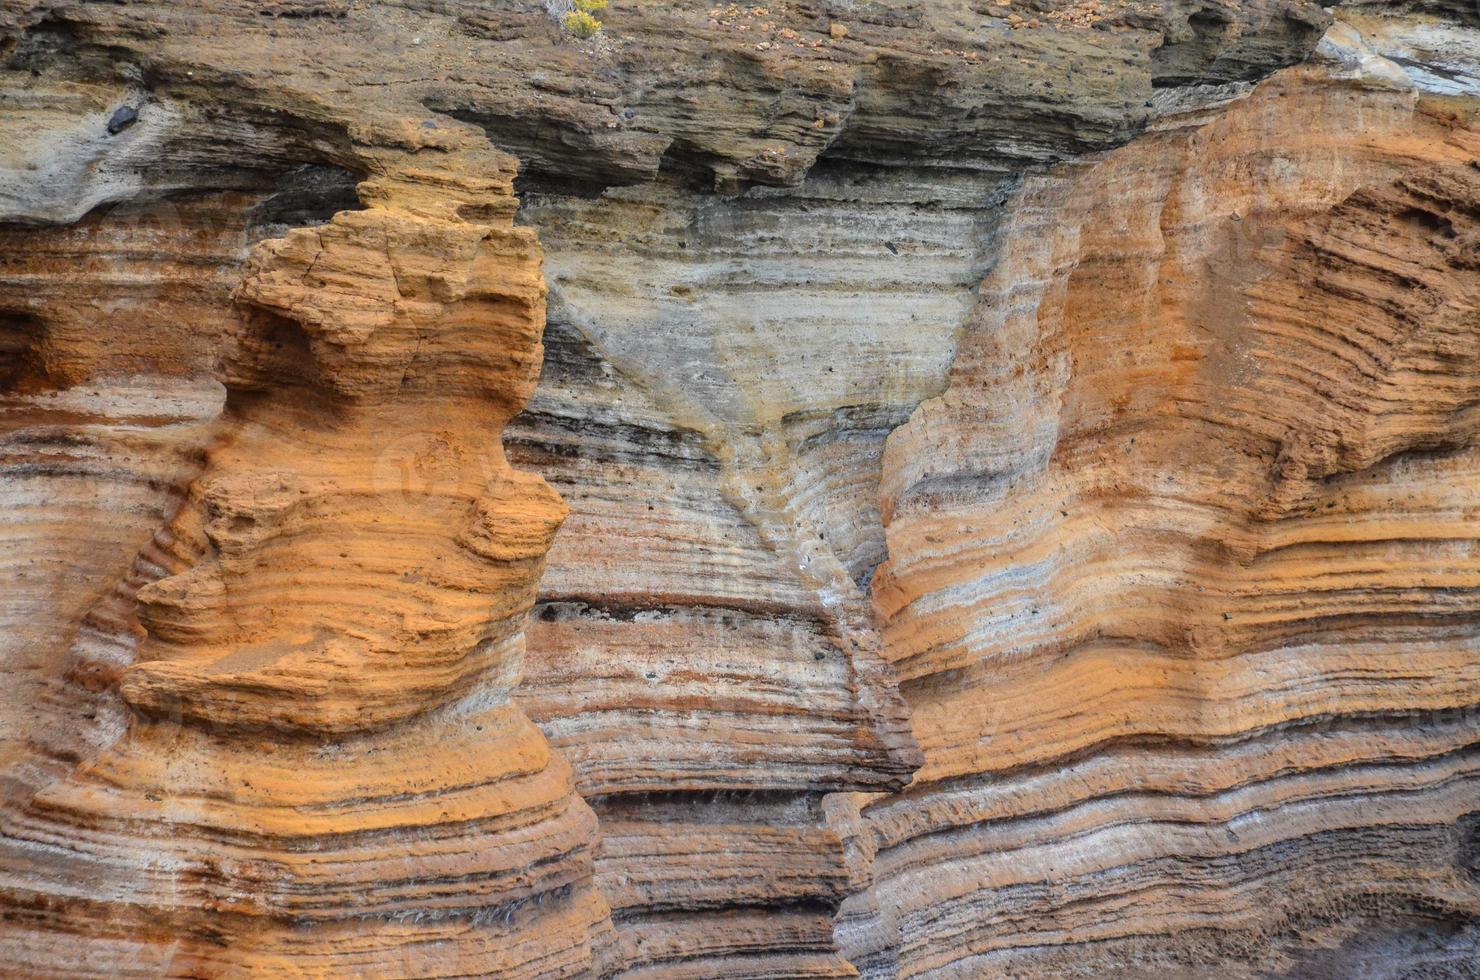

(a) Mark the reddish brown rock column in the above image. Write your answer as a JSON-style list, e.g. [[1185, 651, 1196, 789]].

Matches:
[[0, 154, 617, 977], [850, 63, 1480, 977]]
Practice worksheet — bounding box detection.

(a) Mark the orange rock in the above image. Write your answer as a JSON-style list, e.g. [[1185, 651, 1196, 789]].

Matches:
[[1, 1, 1476, 976]]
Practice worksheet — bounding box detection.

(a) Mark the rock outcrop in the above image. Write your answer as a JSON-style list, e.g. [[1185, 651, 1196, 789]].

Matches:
[[0, 133, 617, 980], [850, 49, 1480, 978], [1, 0, 1477, 977]]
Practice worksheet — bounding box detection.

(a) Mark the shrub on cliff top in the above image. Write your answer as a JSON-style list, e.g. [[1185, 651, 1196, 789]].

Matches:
[[559, 0, 607, 37]]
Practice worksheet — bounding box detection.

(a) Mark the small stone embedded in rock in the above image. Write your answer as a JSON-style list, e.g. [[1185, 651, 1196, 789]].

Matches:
[[106, 105, 138, 134], [829, 22, 848, 39]]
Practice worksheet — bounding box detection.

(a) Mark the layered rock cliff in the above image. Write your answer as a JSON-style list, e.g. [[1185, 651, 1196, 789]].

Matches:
[[1, 0, 1477, 977]]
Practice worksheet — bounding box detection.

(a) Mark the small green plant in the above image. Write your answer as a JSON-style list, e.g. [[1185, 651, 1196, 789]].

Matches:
[[563, 0, 607, 37]]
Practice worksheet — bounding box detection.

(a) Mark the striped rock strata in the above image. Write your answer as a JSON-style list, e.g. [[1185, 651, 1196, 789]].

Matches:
[[845, 36, 1480, 979], [498, 3, 1337, 971], [506, 7, 1480, 976], [506, 165, 981, 975], [3, 0, 1478, 978], [0, 44, 616, 980]]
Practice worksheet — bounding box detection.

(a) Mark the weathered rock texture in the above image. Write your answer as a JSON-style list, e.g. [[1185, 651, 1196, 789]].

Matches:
[[1, 0, 1478, 977], [0, 129, 618, 980], [852, 52, 1480, 979]]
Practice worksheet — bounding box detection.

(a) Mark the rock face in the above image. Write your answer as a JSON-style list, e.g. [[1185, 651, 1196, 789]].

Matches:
[[1, 0, 1478, 977], [0, 121, 616, 980], [853, 58, 1480, 978]]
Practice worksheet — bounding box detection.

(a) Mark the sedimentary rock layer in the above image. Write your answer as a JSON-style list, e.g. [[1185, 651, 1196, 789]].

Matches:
[[0, 148, 622, 975], [848, 45, 1480, 977], [500, 12, 1478, 977], [507, 164, 992, 973], [0, 194, 240, 788], [2, 1, 1477, 977], [0, 9, 624, 967]]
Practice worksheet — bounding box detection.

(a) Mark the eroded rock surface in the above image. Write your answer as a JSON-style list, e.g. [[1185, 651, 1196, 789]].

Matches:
[[1, 0, 1477, 977], [850, 54, 1480, 977]]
